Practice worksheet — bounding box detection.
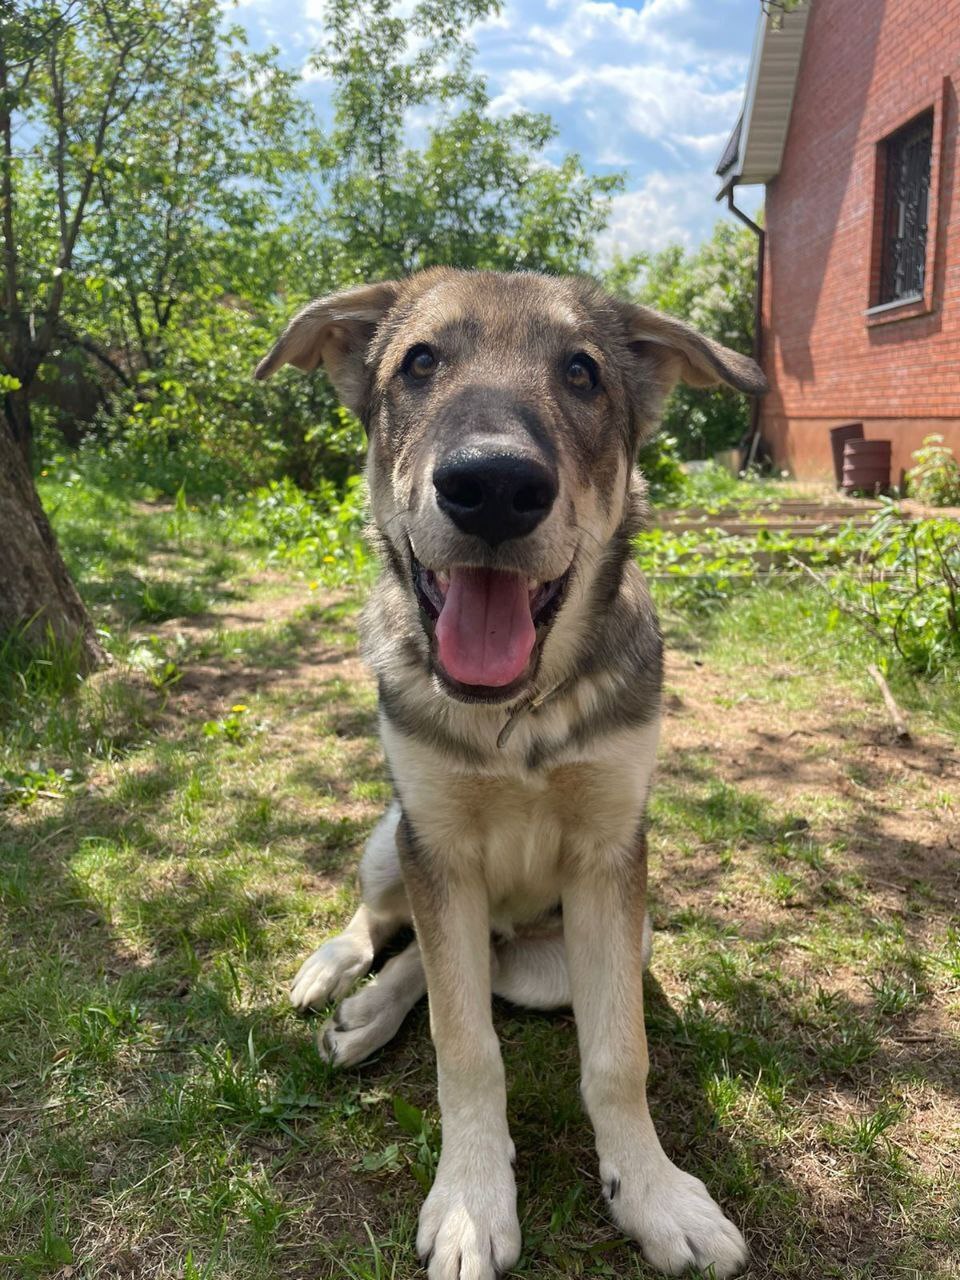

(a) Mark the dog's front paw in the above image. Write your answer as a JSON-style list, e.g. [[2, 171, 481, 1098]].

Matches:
[[602, 1155, 746, 1278], [317, 981, 406, 1067], [289, 936, 371, 1011], [417, 1149, 521, 1280]]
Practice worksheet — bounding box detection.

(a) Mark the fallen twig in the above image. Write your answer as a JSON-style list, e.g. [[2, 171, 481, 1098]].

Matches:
[[867, 664, 912, 744], [786, 555, 886, 642]]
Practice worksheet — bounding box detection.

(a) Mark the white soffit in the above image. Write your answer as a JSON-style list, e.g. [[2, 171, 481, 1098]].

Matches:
[[717, 2, 811, 191]]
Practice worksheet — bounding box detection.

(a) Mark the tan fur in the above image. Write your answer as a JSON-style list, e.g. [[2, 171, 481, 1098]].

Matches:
[[261, 269, 764, 1279]]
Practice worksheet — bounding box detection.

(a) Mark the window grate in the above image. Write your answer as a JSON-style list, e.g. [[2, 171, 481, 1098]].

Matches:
[[880, 112, 933, 304]]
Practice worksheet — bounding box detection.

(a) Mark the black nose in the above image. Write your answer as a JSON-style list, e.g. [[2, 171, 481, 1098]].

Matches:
[[433, 448, 558, 547]]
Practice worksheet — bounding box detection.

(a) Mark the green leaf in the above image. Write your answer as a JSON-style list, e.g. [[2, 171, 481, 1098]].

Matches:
[[392, 1094, 424, 1136]]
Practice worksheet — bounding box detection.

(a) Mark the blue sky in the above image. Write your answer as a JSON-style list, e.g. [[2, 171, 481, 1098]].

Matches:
[[229, 0, 763, 259]]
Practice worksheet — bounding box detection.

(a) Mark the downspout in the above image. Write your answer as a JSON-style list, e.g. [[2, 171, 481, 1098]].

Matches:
[[725, 182, 766, 469]]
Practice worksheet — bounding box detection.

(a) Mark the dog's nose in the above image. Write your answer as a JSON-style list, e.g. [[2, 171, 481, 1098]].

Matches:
[[433, 448, 558, 546]]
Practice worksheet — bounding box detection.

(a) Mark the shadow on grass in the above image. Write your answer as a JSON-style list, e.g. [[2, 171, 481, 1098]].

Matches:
[[0, 770, 397, 1273]]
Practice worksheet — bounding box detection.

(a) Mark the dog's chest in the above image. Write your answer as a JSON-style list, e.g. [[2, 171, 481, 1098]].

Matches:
[[388, 719, 659, 922]]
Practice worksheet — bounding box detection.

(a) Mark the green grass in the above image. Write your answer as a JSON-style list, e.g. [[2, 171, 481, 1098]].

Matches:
[[1, 472, 958, 1278], [665, 460, 815, 510]]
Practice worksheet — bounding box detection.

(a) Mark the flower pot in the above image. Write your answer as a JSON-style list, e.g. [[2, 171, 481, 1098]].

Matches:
[[842, 439, 891, 495]]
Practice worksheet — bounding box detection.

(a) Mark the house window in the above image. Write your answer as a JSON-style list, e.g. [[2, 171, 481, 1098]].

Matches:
[[879, 111, 933, 304]]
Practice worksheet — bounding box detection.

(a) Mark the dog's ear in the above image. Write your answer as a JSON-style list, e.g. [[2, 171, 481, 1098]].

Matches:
[[254, 280, 401, 413], [617, 301, 767, 396]]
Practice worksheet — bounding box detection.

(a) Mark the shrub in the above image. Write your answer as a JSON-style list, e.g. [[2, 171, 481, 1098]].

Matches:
[[637, 433, 687, 503], [906, 435, 960, 508], [829, 505, 960, 677], [56, 302, 365, 499], [222, 475, 372, 583]]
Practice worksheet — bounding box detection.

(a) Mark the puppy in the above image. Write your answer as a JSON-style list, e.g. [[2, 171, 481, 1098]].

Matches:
[[256, 268, 765, 1278]]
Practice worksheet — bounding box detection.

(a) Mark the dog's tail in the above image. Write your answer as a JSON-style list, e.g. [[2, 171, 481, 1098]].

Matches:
[[492, 935, 571, 1009], [492, 912, 652, 1011]]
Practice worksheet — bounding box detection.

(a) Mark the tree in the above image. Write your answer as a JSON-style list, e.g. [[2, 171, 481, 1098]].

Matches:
[[309, 0, 620, 280], [608, 220, 757, 459], [89, 13, 314, 371], [0, 0, 316, 658], [761, 0, 802, 16], [0, 375, 105, 665], [1, 1, 198, 461], [0, 1, 192, 663], [0, 4, 221, 657]]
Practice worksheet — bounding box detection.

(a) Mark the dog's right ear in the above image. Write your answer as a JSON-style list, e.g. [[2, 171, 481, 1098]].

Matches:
[[254, 280, 400, 414]]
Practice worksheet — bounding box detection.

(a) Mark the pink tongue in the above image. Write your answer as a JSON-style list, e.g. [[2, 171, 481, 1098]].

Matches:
[[435, 567, 536, 688]]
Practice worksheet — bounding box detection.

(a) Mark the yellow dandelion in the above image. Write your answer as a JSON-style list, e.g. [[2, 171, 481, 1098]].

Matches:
[[231, 703, 248, 714]]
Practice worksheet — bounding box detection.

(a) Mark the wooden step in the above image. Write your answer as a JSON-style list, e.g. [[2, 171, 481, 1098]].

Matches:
[[657, 500, 883, 521], [655, 518, 874, 537]]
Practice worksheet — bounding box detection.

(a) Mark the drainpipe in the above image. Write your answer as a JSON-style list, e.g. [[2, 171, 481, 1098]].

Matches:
[[725, 182, 766, 469]]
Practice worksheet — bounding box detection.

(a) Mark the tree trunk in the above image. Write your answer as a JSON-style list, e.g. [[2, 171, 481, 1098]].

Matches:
[[0, 421, 105, 670], [3, 380, 33, 468]]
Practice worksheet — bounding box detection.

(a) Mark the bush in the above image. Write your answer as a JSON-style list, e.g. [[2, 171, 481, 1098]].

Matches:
[[906, 435, 960, 508], [57, 302, 366, 499], [835, 506, 960, 677], [637, 433, 687, 503], [612, 222, 758, 460], [223, 475, 372, 583]]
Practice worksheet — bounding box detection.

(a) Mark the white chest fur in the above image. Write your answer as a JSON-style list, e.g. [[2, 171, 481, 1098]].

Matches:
[[382, 716, 660, 927]]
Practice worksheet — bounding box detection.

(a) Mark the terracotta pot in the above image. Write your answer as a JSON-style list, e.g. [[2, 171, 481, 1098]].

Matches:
[[829, 422, 864, 486], [842, 439, 891, 495]]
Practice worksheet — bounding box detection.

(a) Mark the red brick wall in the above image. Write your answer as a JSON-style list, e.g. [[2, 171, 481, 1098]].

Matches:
[[761, 0, 960, 483]]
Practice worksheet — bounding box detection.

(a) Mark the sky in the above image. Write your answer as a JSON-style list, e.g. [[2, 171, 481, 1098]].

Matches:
[[229, 0, 764, 260]]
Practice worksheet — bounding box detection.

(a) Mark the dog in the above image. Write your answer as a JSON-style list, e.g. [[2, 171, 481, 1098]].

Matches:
[[255, 268, 766, 1279]]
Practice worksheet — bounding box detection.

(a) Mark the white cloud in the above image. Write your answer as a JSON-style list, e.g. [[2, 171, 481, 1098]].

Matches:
[[472, 0, 756, 245], [554, 0, 699, 61], [597, 171, 708, 259], [526, 24, 574, 58], [490, 63, 741, 156], [673, 130, 732, 156]]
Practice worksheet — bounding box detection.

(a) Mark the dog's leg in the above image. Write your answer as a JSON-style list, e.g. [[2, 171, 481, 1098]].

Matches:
[[319, 925, 578, 1064], [398, 817, 521, 1280], [563, 833, 746, 1278], [319, 918, 639, 1065], [318, 937, 427, 1067], [290, 802, 410, 1011]]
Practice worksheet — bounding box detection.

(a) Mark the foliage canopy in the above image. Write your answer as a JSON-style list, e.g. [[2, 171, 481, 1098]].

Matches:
[[607, 220, 758, 462], [2, 0, 629, 491]]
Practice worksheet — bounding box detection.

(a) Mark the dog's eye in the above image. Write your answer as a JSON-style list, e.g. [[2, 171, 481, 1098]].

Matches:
[[565, 353, 599, 392], [402, 344, 438, 380]]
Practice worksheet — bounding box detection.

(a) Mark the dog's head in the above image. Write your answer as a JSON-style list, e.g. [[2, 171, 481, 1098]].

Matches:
[[257, 268, 765, 703]]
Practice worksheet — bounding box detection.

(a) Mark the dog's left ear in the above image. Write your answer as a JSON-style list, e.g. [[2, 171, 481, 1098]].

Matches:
[[254, 280, 400, 414], [617, 301, 768, 396]]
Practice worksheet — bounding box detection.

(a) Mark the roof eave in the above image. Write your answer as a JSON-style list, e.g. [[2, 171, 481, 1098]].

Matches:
[[715, 2, 811, 197]]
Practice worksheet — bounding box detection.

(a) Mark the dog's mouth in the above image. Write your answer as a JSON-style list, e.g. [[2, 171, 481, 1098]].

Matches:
[[411, 553, 570, 701]]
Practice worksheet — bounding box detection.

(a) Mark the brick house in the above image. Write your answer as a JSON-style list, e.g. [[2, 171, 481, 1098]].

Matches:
[[716, 0, 960, 482]]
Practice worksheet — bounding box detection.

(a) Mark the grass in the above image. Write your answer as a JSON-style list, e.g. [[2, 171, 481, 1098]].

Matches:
[[1, 471, 958, 1278]]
